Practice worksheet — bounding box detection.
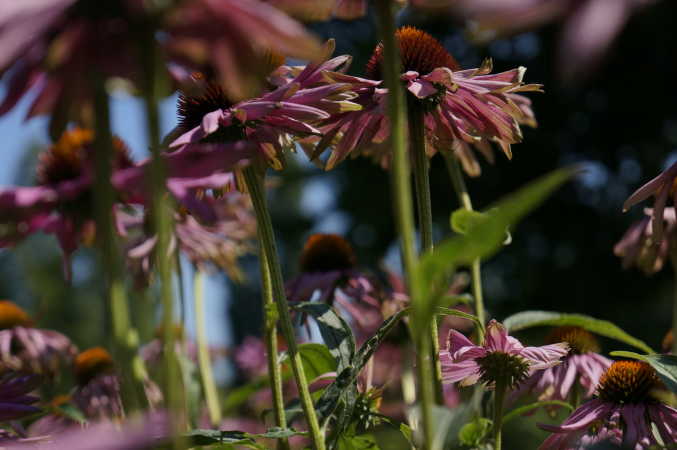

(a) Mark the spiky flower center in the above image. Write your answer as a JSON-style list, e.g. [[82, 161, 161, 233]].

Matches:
[[299, 234, 356, 273], [546, 326, 600, 355], [177, 73, 234, 134], [597, 361, 659, 404], [476, 351, 530, 388], [0, 301, 32, 329], [37, 128, 133, 186], [74, 347, 115, 385], [365, 26, 460, 81]]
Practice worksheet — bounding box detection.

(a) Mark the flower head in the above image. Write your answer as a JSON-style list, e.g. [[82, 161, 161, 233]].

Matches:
[[441, 320, 568, 388], [286, 234, 382, 340], [539, 360, 677, 449], [614, 208, 676, 275], [512, 326, 612, 405], [0, 301, 77, 377], [313, 26, 541, 176], [0, 372, 41, 422]]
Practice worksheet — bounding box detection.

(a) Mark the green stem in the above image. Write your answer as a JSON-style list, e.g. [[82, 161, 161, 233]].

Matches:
[[444, 154, 486, 342], [493, 381, 507, 450], [374, 1, 433, 448], [194, 269, 222, 426], [257, 230, 289, 450], [243, 166, 325, 450], [139, 32, 183, 426], [91, 76, 144, 413], [408, 106, 444, 405]]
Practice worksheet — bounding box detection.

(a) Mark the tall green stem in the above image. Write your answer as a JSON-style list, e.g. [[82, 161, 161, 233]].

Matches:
[[408, 106, 444, 405], [92, 76, 144, 413], [444, 154, 486, 342], [374, 1, 433, 448], [257, 231, 289, 450], [493, 380, 507, 450], [139, 31, 183, 424], [194, 269, 222, 426], [242, 166, 325, 450]]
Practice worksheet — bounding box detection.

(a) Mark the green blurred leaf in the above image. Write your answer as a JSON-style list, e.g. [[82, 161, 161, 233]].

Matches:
[[450, 209, 489, 234], [281, 343, 337, 382], [609, 351, 677, 393], [436, 306, 483, 332], [502, 401, 573, 424], [337, 432, 378, 450], [295, 302, 356, 372], [55, 403, 87, 425], [504, 311, 655, 354], [458, 417, 492, 447], [184, 428, 306, 448], [413, 167, 577, 336]]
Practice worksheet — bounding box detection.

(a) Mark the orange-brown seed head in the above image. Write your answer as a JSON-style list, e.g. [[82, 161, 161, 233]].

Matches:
[[73, 347, 115, 385], [597, 361, 660, 404], [546, 326, 600, 354], [0, 301, 33, 329], [300, 234, 356, 273]]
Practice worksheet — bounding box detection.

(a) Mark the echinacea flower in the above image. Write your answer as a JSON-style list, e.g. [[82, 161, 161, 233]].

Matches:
[[313, 26, 541, 176], [449, 0, 655, 83], [0, 301, 77, 377], [539, 360, 677, 449], [0, 128, 135, 276], [441, 320, 568, 388], [512, 326, 612, 405], [0, 0, 157, 135], [624, 161, 677, 245], [286, 234, 382, 340], [0, 372, 41, 421], [614, 208, 677, 275]]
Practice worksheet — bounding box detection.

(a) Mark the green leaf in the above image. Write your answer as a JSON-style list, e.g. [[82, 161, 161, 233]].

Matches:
[[502, 401, 574, 424], [450, 209, 489, 234], [436, 306, 483, 332], [458, 417, 492, 447], [184, 428, 307, 448], [609, 351, 677, 393], [354, 308, 409, 370], [503, 311, 655, 354], [295, 302, 356, 372], [54, 403, 87, 425], [283, 343, 337, 382], [337, 432, 378, 450], [413, 167, 577, 336]]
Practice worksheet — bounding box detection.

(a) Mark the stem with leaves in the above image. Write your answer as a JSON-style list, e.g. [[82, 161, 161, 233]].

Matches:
[[193, 269, 222, 426], [445, 154, 486, 342], [242, 166, 325, 450], [91, 75, 144, 413], [374, 1, 433, 448], [256, 229, 289, 450]]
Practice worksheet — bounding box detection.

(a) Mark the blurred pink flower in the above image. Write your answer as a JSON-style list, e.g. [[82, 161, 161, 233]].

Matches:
[[265, 0, 367, 21], [539, 361, 677, 449], [313, 27, 540, 176], [234, 336, 268, 377], [441, 320, 568, 388], [615, 208, 677, 275], [450, 0, 655, 83]]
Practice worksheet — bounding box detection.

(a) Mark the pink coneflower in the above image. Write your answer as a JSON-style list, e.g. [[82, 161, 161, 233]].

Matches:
[[539, 360, 677, 449], [624, 161, 677, 245], [0, 372, 41, 421], [286, 234, 382, 340], [614, 208, 677, 275], [0, 301, 77, 377], [512, 326, 612, 406], [441, 320, 568, 388], [0, 128, 135, 275], [265, 0, 367, 21], [313, 27, 540, 176]]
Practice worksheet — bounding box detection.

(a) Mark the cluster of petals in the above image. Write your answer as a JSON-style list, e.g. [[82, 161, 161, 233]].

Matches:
[[539, 398, 677, 449], [441, 319, 568, 386], [315, 57, 540, 176], [615, 207, 677, 275], [266, 0, 367, 22], [0, 373, 41, 422]]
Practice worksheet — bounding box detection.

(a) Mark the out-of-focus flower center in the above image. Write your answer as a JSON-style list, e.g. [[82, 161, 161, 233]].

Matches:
[[177, 73, 235, 135], [365, 26, 460, 81], [299, 233, 356, 273], [73, 347, 115, 385], [546, 326, 600, 355], [0, 301, 33, 329], [662, 329, 673, 353], [36, 128, 133, 186], [476, 351, 530, 388], [597, 361, 660, 404]]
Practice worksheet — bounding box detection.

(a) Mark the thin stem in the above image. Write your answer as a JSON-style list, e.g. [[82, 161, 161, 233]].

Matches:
[[257, 229, 289, 450], [374, 1, 433, 448], [444, 154, 486, 342], [408, 106, 444, 405], [243, 166, 325, 450], [493, 380, 507, 450], [194, 269, 222, 426], [139, 31, 183, 426], [91, 76, 144, 413], [672, 251, 677, 355]]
